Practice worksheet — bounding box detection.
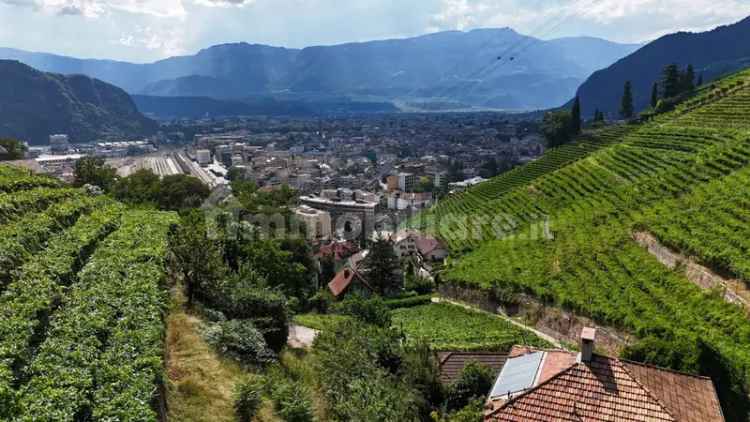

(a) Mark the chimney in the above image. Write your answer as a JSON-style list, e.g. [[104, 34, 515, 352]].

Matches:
[[580, 327, 596, 363]]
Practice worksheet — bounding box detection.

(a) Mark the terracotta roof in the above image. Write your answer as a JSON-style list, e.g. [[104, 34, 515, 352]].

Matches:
[[327, 266, 373, 297], [415, 236, 443, 256], [316, 241, 359, 262], [437, 352, 508, 385], [486, 351, 724, 422]]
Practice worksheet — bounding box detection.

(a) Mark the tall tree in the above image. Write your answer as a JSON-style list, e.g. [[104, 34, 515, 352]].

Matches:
[[570, 96, 582, 135], [74, 156, 117, 190], [542, 110, 575, 148], [620, 81, 634, 119], [682, 64, 695, 93], [651, 82, 659, 108], [697, 74, 704, 87], [364, 237, 401, 295], [662, 64, 681, 98], [0, 139, 26, 161]]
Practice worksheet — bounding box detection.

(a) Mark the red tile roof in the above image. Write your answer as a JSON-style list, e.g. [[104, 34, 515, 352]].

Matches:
[[316, 241, 359, 262], [486, 351, 724, 422], [327, 266, 373, 297]]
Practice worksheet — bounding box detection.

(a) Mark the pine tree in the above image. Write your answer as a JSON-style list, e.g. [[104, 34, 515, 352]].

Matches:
[[593, 109, 604, 123], [651, 82, 659, 108], [365, 236, 401, 295], [682, 64, 695, 93], [662, 64, 681, 98], [570, 96, 582, 135], [697, 74, 704, 87], [620, 81, 634, 119]]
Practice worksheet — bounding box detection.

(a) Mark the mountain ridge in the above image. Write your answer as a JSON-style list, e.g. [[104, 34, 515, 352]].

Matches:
[[0, 30, 639, 111], [0, 60, 157, 144]]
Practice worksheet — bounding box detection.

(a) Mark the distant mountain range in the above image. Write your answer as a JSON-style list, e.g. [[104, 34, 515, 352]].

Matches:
[[0, 29, 639, 111], [576, 16, 750, 117], [0, 60, 156, 144]]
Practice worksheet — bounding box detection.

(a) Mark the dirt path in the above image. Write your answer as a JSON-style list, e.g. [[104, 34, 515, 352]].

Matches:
[[287, 324, 319, 349], [165, 293, 246, 422], [634, 231, 750, 311], [431, 296, 563, 348]]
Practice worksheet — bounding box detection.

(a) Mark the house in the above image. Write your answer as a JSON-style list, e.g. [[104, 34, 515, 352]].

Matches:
[[415, 236, 449, 262], [394, 230, 448, 263], [327, 251, 373, 298], [438, 352, 508, 385], [316, 241, 359, 269], [485, 328, 725, 421]]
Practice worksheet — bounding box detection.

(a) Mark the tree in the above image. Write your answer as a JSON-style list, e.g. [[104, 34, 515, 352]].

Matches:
[[620, 81, 634, 119], [169, 210, 226, 306], [681, 64, 695, 93], [570, 96, 582, 135], [662, 64, 681, 98], [542, 110, 574, 148], [364, 236, 401, 295], [111, 169, 160, 206], [651, 82, 659, 108], [479, 158, 500, 179], [158, 174, 210, 210], [697, 74, 704, 87], [0, 139, 26, 161], [73, 156, 117, 190], [445, 362, 495, 411], [592, 109, 605, 124]]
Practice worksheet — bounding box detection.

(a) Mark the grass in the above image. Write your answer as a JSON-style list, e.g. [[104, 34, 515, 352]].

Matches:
[[391, 303, 550, 351], [293, 313, 353, 331], [165, 288, 247, 422]]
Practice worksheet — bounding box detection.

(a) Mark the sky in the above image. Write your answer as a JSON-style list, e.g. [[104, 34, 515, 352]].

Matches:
[[0, 0, 749, 63]]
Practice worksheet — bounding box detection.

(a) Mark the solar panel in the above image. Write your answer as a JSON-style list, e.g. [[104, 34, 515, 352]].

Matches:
[[490, 351, 543, 398]]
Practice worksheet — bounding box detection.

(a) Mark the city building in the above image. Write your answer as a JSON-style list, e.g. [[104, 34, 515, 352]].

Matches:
[[300, 194, 378, 241], [49, 134, 70, 154], [294, 205, 332, 241], [196, 149, 212, 165], [398, 172, 417, 192]]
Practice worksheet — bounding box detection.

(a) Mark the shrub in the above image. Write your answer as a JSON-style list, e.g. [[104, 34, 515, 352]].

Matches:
[[445, 362, 494, 411], [384, 294, 433, 310], [235, 376, 264, 422], [332, 295, 391, 327], [405, 273, 435, 295], [269, 379, 314, 422], [204, 319, 276, 365]]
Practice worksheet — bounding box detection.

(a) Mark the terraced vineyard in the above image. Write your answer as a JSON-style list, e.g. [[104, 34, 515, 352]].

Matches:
[[415, 68, 750, 420], [0, 166, 177, 421]]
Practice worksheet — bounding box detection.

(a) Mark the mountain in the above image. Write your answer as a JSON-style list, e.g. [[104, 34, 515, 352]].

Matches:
[[575, 16, 750, 117], [0, 30, 639, 111], [0, 60, 157, 144]]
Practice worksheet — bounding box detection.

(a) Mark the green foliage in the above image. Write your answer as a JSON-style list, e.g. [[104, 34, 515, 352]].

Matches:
[[293, 313, 354, 331], [204, 319, 276, 365], [113, 169, 209, 210], [445, 362, 494, 411], [364, 237, 402, 295], [384, 294, 433, 309], [392, 303, 548, 351], [234, 376, 264, 422], [620, 80, 634, 119], [663, 63, 681, 99], [405, 272, 435, 295], [440, 399, 484, 422], [232, 179, 297, 215], [73, 156, 117, 190], [240, 239, 312, 301], [311, 321, 421, 421], [0, 139, 26, 161], [570, 96, 582, 135], [651, 82, 659, 108], [332, 295, 392, 327], [542, 110, 575, 148], [268, 376, 314, 422]]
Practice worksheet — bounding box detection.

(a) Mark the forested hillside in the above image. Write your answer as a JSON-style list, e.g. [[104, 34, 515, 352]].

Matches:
[[411, 68, 750, 421], [0, 164, 177, 420]]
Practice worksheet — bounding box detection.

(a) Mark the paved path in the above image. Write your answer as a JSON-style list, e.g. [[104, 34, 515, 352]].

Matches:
[[431, 296, 562, 348], [287, 324, 319, 349]]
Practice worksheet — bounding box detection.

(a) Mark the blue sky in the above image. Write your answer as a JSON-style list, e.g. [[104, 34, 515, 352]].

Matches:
[[1, 0, 749, 62]]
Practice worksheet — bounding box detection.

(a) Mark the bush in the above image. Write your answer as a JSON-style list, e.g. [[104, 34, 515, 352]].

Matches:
[[332, 295, 391, 328], [405, 273, 435, 295], [269, 379, 314, 422], [308, 289, 335, 313], [445, 362, 494, 411], [384, 294, 433, 310], [204, 319, 276, 365], [235, 376, 264, 422]]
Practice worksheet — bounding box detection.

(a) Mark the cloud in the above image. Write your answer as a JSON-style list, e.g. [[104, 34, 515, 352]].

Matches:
[[192, 0, 255, 7], [117, 25, 187, 56], [0, 0, 186, 18]]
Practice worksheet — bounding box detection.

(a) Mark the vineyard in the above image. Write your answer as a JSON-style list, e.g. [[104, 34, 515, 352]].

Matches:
[[0, 166, 177, 421], [415, 68, 750, 420]]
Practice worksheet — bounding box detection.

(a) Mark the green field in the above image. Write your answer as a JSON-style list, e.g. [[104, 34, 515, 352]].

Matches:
[[0, 166, 177, 420], [391, 303, 549, 351], [410, 70, 750, 420]]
